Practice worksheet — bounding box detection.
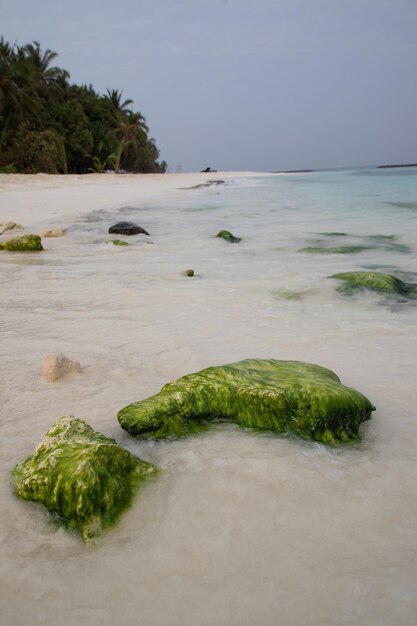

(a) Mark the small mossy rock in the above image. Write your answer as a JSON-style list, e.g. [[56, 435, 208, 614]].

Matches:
[[299, 246, 368, 254], [0, 234, 43, 251], [0, 221, 23, 235], [216, 229, 241, 243], [109, 222, 150, 236], [118, 359, 375, 445], [331, 271, 417, 299], [12, 416, 160, 542], [105, 239, 128, 246]]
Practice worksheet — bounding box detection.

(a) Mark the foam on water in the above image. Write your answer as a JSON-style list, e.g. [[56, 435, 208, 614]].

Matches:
[[1, 168, 417, 625]]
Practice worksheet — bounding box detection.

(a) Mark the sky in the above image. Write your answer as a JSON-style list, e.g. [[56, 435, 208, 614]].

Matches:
[[1, 0, 417, 171]]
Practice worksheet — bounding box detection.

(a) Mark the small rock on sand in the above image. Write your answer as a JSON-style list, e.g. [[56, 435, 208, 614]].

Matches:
[[42, 353, 82, 382], [0, 222, 23, 235], [41, 228, 65, 238]]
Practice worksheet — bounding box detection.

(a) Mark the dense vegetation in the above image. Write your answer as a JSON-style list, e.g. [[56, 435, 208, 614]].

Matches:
[[0, 37, 167, 174]]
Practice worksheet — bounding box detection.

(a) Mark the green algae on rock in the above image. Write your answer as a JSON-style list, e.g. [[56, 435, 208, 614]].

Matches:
[[216, 229, 241, 243], [118, 359, 375, 445], [12, 416, 160, 542], [331, 271, 417, 299], [105, 239, 128, 246], [0, 234, 43, 251], [298, 245, 369, 254]]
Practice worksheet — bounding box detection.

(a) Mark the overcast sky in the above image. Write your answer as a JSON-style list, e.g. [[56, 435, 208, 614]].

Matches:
[[2, 0, 417, 171]]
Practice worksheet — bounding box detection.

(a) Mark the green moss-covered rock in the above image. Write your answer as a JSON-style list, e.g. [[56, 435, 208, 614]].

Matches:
[[299, 245, 368, 254], [331, 271, 417, 299], [13, 416, 160, 542], [0, 234, 43, 251], [105, 239, 128, 246], [216, 229, 241, 243], [118, 359, 375, 445]]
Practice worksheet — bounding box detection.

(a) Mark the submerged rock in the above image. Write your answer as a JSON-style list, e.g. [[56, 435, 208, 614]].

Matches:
[[42, 353, 81, 382], [299, 245, 368, 254], [0, 234, 43, 251], [216, 229, 241, 243], [184, 269, 194, 276], [108, 222, 150, 236], [12, 416, 160, 542], [0, 221, 22, 235], [118, 359, 375, 445], [105, 239, 128, 246], [331, 271, 417, 299], [41, 228, 65, 238]]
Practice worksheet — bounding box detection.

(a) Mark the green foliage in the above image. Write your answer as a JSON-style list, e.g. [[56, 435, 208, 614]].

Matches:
[[0, 38, 166, 173], [118, 359, 375, 445], [13, 416, 160, 542]]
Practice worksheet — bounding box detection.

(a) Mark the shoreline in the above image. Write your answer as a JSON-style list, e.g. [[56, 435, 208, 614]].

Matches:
[[0, 171, 273, 228]]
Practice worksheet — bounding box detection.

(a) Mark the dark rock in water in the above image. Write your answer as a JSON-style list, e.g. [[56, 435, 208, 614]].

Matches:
[[12, 416, 160, 542], [118, 358, 375, 445], [184, 269, 194, 277], [108, 222, 150, 236], [0, 234, 43, 251], [216, 229, 241, 243]]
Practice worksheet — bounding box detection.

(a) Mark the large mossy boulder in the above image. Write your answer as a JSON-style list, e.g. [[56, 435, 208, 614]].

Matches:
[[13, 416, 160, 542], [216, 229, 241, 243], [118, 359, 375, 445], [0, 234, 43, 251], [331, 271, 417, 299]]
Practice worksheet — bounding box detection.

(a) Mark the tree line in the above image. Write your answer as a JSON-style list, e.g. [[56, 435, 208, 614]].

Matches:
[[0, 37, 167, 174]]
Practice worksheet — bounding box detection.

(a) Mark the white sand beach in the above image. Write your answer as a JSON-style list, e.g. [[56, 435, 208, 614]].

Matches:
[[1, 170, 417, 626]]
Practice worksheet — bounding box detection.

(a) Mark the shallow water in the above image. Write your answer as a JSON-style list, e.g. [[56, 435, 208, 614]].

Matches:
[[1, 169, 417, 625]]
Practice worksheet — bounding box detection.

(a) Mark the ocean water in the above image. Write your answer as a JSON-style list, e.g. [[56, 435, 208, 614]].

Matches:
[[1, 168, 417, 626]]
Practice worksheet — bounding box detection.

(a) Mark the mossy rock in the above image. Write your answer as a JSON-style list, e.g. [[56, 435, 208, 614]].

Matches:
[[273, 288, 304, 301], [118, 359, 375, 445], [331, 271, 417, 299], [299, 245, 369, 254], [0, 234, 43, 251], [12, 416, 160, 542], [216, 229, 241, 243], [105, 239, 128, 246]]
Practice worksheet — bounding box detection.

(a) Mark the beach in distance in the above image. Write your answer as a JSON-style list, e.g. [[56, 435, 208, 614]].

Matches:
[[1, 168, 417, 626]]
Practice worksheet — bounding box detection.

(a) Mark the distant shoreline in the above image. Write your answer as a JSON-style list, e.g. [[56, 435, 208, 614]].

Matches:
[[377, 163, 417, 169]]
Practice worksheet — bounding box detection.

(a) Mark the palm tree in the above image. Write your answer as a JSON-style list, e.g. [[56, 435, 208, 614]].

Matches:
[[105, 88, 133, 118], [23, 41, 69, 88]]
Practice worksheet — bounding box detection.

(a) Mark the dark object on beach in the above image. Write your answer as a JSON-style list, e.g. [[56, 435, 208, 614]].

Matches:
[[200, 167, 217, 173], [184, 269, 194, 277], [118, 359, 375, 445], [12, 415, 160, 542], [0, 234, 43, 251], [108, 222, 150, 236], [216, 229, 241, 243]]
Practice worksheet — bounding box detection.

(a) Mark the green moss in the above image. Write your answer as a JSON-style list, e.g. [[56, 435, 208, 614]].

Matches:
[[331, 271, 417, 299], [216, 229, 241, 243], [299, 245, 369, 254], [0, 234, 43, 251], [12, 416, 160, 542], [273, 289, 304, 300], [105, 239, 128, 246], [118, 359, 375, 445]]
